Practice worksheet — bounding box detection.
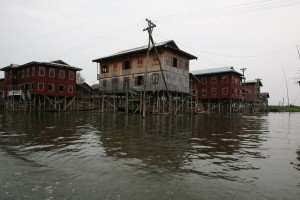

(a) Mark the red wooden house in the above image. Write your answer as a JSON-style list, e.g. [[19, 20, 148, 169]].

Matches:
[[0, 60, 82, 101], [243, 79, 263, 103], [191, 66, 243, 112], [0, 78, 4, 99]]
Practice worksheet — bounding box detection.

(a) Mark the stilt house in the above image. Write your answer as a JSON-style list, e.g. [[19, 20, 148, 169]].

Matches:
[[191, 66, 243, 112], [92, 40, 197, 95], [243, 79, 263, 104], [0, 78, 4, 99], [0, 60, 82, 111]]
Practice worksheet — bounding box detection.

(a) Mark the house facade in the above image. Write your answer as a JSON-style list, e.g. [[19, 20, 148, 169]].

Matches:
[[92, 40, 197, 95], [243, 79, 262, 103], [0, 78, 4, 100], [0, 60, 82, 99], [190, 66, 244, 113], [191, 66, 243, 101], [259, 92, 270, 105]]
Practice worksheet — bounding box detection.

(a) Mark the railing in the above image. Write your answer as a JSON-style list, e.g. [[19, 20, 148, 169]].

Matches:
[[27, 90, 31, 100]]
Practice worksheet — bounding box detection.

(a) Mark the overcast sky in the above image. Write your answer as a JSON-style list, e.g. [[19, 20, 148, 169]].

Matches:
[[1, 0, 300, 105]]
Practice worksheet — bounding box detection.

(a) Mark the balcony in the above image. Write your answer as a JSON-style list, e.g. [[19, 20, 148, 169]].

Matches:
[[8, 90, 25, 100]]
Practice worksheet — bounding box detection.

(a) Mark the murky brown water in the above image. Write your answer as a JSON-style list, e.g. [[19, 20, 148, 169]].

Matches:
[[0, 112, 299, 199]]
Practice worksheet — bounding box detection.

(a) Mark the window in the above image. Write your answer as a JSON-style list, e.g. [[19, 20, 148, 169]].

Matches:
[[49, 68, 55, 78], [123, 77, 130, 90], [112, 78, 118, 91], [137, 58, 143, 67], [202, 77, 207, 84], [152, 73, 159, 84], [172, 57, 177, 67], [232, 88, 237, 95], [59, 85, 64, 92], [211, 88, 217, 95], [68, 86, 73, 93], [38, 83, 44, 91], [123, 60, 131, 70], [202, 89, 207, 96], [138, 58, 143, 64], [102, 65, 109, 73], [21, 70, 25, 78], [48, 84, 54, 91], [166, 73, 170, 80], [135, 75, 144, 86], [166, 56, 172, 66], [222, 88, 228, 95], [39, 67, 45, 76], [102, 80, 107, 88], [59, 70, 65, 79], [222, 75, 228, 83], [32, 67, 35, 76], [31, 83, 35, 90], [178, 60, 183, 68], [113, 64, 118, 71], [26, 68, 30, 77], [184, 61, 189, 70], [211, 76, 217, 84], [153, 55, 159, 65], [153, 55, 159, 62], [69, 71, 74, 80]]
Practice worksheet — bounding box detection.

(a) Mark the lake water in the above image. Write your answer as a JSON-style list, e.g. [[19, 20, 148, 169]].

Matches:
[[0, 112, 299, 200]]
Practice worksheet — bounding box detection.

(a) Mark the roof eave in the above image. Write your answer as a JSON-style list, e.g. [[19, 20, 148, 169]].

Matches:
[[92, 40, 197, 63], [21, 61, 82, 71]]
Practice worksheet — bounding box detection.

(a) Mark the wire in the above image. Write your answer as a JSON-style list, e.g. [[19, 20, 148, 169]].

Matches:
[[41, 0, 300, 59], [154, 33, 295, 58], [41, 20, 145, 60], [154, 0, 300, 24]]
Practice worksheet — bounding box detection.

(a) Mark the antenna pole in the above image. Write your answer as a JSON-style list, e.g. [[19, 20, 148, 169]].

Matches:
[[143, 19, 170, 117], [282, 67, 290, 106], [240, 67, 247, 103], [297, 45, 300, 61], [240, 67, 247, 85]]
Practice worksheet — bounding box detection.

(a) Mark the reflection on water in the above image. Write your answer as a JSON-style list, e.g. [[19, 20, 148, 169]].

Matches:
[[295, 149, 300, 171], [0, 112, 300, 199]]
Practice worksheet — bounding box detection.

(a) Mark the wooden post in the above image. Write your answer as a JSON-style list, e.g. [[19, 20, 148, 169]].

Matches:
[[44, 96, 46, 111], [181, 93, 184, 114], [175, 92, 178, 115], [229, 98, 232, 114], [125, 86, 128, 114], [64, 96, 67, 111], [113, 89, 116, 113], [162, 91, 165, 114]]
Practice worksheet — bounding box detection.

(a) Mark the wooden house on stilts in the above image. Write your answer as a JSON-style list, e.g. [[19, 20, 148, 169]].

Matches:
[[190, 66, 244, 113], [0, 60, 82, 111], [92, 40, 198, 114]]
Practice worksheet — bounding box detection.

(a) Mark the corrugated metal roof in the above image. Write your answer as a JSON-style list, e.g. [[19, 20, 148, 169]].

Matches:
[[92, 40, 197, 62], [0, 64, 20, 71], [245, 80, 263, 86], [91, 83, 100, 89], [191, 66, 243, 76], [1, 61, 82, 71]]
